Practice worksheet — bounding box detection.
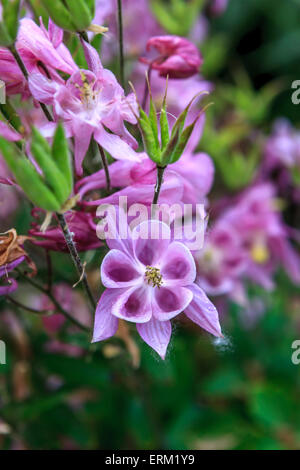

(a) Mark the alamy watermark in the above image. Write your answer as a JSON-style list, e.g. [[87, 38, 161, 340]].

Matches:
[[0, 340, 6, 365], [96, 197, 206, 251], [0, 80, 5, 104], [291, 340, 300, 365]]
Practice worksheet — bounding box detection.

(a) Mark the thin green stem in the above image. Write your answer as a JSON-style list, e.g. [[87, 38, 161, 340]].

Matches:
[[117, 0, 125, 89], [98, 144, 111, 192]]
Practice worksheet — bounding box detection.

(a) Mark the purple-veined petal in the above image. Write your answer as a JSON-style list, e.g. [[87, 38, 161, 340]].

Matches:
[[112, 285, 152, 323], [153, 286, 193, 321], [185, 284, 222, 337], [101, 249, 142, 288], [132, 220, 171, 266], [92, 288, 122, 342], [137, 317, 171, 359], [160, 242, 196, 286]]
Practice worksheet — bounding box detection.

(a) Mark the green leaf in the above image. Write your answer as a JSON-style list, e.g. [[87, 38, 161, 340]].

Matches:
[[0, 137, 61, 211]]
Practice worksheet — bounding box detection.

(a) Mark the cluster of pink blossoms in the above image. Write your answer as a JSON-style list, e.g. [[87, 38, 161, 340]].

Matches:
[[0, 0, 299, 360]]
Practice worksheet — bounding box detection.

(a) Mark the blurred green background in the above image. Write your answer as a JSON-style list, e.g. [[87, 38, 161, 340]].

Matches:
[[1, 0, 300, 450]]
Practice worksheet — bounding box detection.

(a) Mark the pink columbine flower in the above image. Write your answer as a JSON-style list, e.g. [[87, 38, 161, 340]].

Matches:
[[29, 42, 143, 175], [140, 35, 203, 79], [93, 219, 221, 359]]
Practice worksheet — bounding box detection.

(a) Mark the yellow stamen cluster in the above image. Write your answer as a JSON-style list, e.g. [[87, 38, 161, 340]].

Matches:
[[74, 72, 97, 106], [145, 266, 163, 288], [251, 241, 269, 264]]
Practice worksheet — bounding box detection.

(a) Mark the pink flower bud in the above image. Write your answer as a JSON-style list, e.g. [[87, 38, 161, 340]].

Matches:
[[140, 35, 203, 79]]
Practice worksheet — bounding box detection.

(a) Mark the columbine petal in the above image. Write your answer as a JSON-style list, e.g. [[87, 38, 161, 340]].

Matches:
[[132, 220, 171, 266], [73, 121, 94, 176], [160, 242, 196, 286], [101, 249, 141, 288], [137, 318, 171, 359], [153, 286, 193, 321], [184, 284, 222, 337], [28, 73, 58, 104], [80, 39, 103, 76], [112, 285, 152, 323], [94, 126, 141, 163], [92, 289, 121, 342]]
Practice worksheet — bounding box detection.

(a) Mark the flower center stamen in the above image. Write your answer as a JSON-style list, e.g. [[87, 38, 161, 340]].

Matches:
[[74, 72, 98, 108], [144, 266, 163, 288]]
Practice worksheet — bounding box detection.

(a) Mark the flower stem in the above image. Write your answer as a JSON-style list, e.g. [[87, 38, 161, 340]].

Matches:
[[56, 213, 96, 311], [152, 165, 166, 205], [9, 44, 53, 122], [79, 31, 89, 43], [117, 0, 125, 89], [16, 269, 89, 332], [98, 144, 111, 192]]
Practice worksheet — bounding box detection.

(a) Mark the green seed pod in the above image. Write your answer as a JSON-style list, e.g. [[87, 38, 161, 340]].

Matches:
[[160, 126, 180, 166], [31, 140, 69, 205], [169, 121, 195, 164], [0, 138, 61, 211], [159, 108, 169, 152], [52, 123, 73, 195], [139, 114, 161, 164]]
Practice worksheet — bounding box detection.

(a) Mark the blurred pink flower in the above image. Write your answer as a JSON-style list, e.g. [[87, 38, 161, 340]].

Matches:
[[195, 220, 247, 296], [140, 35, 203, 78], [222, 183, 300, 289], [93, 219, 221, 359], [264, 119, 300, 170]]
